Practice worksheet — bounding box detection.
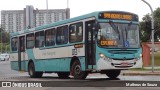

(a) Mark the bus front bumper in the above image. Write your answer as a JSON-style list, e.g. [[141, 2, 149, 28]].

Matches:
[[97, 57, 142, 70]]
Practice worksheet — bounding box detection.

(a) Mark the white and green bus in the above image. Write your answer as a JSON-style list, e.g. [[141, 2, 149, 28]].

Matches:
[[10, 11, 142, 79]]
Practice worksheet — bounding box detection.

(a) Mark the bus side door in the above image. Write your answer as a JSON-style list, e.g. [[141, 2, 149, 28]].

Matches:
[[18, 36, 25, 71], [85, 20, 96, 69]]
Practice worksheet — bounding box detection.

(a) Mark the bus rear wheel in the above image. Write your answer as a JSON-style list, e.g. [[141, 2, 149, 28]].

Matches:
[[28, 62, 43, 78], [57, 72, 70, 79], [36, 72, 43, 78], [71, 61, 88, 79], [105, 70, 121, 79]]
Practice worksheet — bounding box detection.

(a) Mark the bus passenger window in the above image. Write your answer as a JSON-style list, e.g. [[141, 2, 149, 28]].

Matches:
[[45, 28, 56, 46], [70, 26, 76, 42], [69, 22, 83, 43], [26, 33, 34, 49], [35, 40, 39, 47], [11, 37, 18, 51], [56, 25, 68, 45], [35, 31, 44, 48]]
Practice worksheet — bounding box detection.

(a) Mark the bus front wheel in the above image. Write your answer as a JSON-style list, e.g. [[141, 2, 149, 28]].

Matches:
[[71, 61, 88, 79], [28, 62, 43, 78], [105, 70, 121, 79]]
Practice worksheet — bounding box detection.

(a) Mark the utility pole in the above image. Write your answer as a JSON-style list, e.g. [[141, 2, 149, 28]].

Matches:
[[141, 0, 155, 72], [66, 0, 70, 19], [0, 25, 2, 54], [67, 0, 69, 8], [46, 0, 49, 24]]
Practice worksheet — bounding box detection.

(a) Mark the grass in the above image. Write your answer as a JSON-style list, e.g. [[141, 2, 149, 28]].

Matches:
[[149, 51, 160, 66], [129, 51, 160, 71]]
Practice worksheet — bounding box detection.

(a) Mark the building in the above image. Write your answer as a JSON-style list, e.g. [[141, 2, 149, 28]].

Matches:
[[1, 10, 24, 32], [35, 8, 70, 27], [1, 5, 70, 32]]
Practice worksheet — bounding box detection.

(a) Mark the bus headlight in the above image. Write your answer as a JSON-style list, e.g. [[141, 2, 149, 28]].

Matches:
[[99, 53, 112, 62], [136, 54, 142, 61], [139, 54, 142, 57], [99, 53, 106, 58]]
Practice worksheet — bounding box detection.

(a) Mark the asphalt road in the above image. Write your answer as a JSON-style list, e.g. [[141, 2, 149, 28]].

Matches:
[[1, 61, 160, 81], [0, 61, 160, 90]]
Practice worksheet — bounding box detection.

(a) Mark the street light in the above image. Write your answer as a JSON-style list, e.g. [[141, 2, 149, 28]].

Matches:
[[141, 0, 155, 72]]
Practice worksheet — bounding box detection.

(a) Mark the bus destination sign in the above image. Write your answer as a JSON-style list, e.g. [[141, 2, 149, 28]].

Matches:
[[103, 13, 132, 20], [99, 12, 138, 21]]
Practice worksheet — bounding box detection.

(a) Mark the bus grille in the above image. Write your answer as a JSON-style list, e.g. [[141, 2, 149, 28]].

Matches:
[[112, 63, 134, 68], [112, 58, 134, 60], [108, 50, 137, 54]]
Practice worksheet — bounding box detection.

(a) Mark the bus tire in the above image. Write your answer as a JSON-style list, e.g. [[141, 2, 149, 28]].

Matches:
[[105, 70, 121, 79], [36, 72, 43, 78], [28, 62, 43, 78], [71, 60, 88, 79], [57, 72, 70, 79]]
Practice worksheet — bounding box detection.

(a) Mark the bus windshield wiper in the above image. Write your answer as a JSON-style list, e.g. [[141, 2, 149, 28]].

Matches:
[[125, 27, 128, 40], [109, 22, 120, 40]]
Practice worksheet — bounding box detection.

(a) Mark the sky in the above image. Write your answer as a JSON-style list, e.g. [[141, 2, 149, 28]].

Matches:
[[0, 0, 160, 21]]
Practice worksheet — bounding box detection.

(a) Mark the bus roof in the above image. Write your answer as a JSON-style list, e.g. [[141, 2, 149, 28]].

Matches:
[[10, 11, 138, 37]]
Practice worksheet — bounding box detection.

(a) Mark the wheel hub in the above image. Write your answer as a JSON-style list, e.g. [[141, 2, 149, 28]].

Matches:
[[74, 65, 81, 75]]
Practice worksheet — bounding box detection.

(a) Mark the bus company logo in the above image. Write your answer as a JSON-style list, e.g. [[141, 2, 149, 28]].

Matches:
[[2, 82, 11, 87]]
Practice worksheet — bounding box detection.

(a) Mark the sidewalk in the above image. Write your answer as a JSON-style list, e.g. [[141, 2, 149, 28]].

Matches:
[[121, 70, 160, 76]]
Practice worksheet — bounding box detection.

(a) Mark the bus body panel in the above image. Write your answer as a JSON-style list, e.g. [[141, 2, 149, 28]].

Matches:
[[96, 44, 142, 70], [10, 61, 19, 71], [10, 50, 86, 72], [10, 52, 18, 70], [10, 60, 28, 71], [10, 51, 27, 71], [97, 57, 142, 70], [11, 44, 86, 72]]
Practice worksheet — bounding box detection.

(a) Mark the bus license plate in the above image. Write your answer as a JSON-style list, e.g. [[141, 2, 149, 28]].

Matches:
[[121, 62, 128, 66]]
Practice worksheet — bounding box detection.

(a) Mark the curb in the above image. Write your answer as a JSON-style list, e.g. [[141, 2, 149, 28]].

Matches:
[[121, 70, 160, 76], [122, 73, 160, 76]]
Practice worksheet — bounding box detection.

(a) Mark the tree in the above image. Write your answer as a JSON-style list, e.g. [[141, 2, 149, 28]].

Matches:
[[140, 7, 160, 42], [0, 28, 10, 53], [153, 7, 160, 41], [0, 28, 9, 43], [140, 14, 152, 42]]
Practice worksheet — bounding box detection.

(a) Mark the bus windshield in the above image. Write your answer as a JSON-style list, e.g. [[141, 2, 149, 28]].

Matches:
[[98, 23, 140, 48]]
